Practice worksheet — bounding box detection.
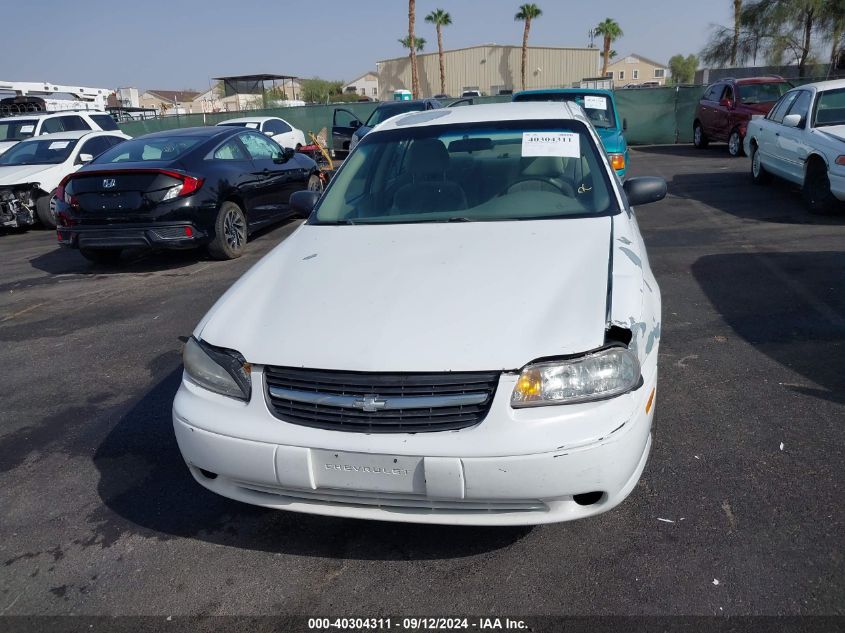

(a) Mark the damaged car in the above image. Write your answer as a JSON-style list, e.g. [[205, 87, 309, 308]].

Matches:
[[0, 130, 128, 229], [173, 102, 666, 526]]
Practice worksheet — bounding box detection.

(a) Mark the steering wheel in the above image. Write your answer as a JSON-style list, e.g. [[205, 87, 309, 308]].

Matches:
[[502, 177, 569, 196]]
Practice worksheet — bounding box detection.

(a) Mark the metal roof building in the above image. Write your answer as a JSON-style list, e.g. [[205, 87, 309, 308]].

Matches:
[[376, 44, 600, 99]]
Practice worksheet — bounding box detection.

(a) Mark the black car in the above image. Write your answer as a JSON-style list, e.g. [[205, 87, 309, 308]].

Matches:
[[55, 126, 321, 263]]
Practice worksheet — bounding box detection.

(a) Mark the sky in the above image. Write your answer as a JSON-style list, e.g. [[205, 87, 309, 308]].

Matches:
[[0, 0, 733, 92]]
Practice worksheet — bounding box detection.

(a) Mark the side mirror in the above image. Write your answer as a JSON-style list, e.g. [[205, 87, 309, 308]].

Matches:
[[623, 177, 667, 207], [719, 98, 734, 109], [274, 147, 297, 163], [78, 153, 94, 164], [290, 190, 320, 218], [782, 113, 802, 128], [349, 120, 362, 129], [622, 118, 628, 131]]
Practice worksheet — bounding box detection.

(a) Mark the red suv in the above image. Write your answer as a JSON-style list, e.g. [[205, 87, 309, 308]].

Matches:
[[693, 76, 792, 156]]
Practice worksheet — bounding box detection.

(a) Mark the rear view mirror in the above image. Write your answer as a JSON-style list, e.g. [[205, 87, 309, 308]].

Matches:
[[719, 98, 734, 108], [623, 177, 667, 207], [290, 190, 321, 218], [78, 153, 94, 164], [349, 120, 362, 129], [782, 113, 802, 128]]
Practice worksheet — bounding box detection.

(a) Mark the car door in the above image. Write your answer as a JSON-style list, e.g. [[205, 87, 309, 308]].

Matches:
[[239, 131, 293, 221], [774, 90, 813, 184], [262, 118, 297, 149], [699, 83, 723, 138], [712, 84, 735, 141], [76, 135, 114, 164], [332, 108, 362, 154], [760, 91, 800, 178], [208, 136, 264, 224]]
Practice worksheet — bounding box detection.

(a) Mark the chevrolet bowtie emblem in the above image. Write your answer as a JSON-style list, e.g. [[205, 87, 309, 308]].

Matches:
[[352, 395, 388, 412]]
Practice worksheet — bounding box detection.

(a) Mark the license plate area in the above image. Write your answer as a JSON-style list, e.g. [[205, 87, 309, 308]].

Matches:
[[312, 449, 425, 494]]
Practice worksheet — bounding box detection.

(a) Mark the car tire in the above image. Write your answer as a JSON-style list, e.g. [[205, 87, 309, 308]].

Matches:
[[307, 174, 324, 193], [80, 248, 122, 265], [728, 129, 745, 157], [208, 201, 247, 260], [693, 122, 709, 149], [803, 163, 839, 215], [750, 144, 769, 185], [35, 190, 57, 229]]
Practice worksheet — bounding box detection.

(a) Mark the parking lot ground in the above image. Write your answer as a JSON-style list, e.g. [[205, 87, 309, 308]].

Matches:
[[0, 146, 843, 619]]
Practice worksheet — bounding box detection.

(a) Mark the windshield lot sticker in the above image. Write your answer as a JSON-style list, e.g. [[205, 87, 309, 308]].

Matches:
[[522, 132, 580, 158], [584, 95, 607, 110], [20, 125, 35, 134], [49, 141, 70, 149], [245, 122, 259, 129]]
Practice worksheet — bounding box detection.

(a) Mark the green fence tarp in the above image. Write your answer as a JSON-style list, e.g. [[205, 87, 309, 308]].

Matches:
[[119, 89, 706, 147]]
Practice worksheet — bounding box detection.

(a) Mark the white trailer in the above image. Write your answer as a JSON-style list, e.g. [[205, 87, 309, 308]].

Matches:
[[0, 81, 112, 115]]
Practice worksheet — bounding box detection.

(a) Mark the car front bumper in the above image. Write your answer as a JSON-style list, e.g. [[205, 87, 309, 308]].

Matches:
[[57, 223, 207, 250], [172, 364, 657, 526], [829, 170, 845, 202]]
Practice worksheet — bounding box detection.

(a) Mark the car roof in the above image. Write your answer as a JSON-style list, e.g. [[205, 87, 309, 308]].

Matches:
[[734, 76, 789, 85], [140, 126, 235, 139], [16, 130, 122, 142], [374, 102, 586, 132], [787, 78, 845, 92], [216, 116, 280, 124], [376, 99, 437, 107], [515, 88, 613, 97]]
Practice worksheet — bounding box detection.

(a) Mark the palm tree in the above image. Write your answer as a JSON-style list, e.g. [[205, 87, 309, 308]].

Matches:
[[515, 4, 543, 90], [398, 36, 426, 51], [732, 0, 742, 65], [408, 0, 420, 98], [426, 9, 452, 96], [399, 36, 426, 95], [595, 18, 623, 77]]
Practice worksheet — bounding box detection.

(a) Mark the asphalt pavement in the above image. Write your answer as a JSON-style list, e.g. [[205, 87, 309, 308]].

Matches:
[[0, 146, 842, 622]]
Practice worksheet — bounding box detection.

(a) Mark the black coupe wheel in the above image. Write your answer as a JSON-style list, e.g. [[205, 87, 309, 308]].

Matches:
[[79, 248, 122, 265], [728, 129, 744, 157], [803, 163, 839, 215], [693, 122, 709, 149], [208, 201, 247, 260]]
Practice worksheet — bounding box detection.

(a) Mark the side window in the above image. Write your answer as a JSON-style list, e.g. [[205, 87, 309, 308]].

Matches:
[[240, 132, 281, 160], [105, 135, 126, 148], [334, 110, 358, 127], [212, 138, 249, 160], [263, 119, 291, 135], [59, 116, 90, 131], [786, 91, 812, 126], [79, 136, 112, 159], [768, 92, 799, 123], [704, 84, 721, 101], [89, 114, 120, 131], [721, 85, 734, 103], [41, 117, 65, 134]]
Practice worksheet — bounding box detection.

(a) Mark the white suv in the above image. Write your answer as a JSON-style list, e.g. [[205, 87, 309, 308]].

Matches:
[[0, 111, 120, 157]]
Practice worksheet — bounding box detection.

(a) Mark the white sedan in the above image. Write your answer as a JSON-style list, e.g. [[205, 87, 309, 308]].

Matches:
[[174, 102, 666, 526], [216, 116, 306, 150], [0, 130, 129, 229], [745, 78, 845, 213]]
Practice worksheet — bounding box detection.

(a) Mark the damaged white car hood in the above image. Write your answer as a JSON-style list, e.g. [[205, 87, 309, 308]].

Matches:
[[0, 163, 60, 187], [197, 219, 615, 372]]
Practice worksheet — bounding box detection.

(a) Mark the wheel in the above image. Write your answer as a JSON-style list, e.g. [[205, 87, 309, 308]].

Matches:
[[728, 129, 745, 157], [307, 174, 324, 193], [295, 143, 302, 151], [750, 144, 770, 185], [208, 201, 247, 260], [35, 190, 57, 228], [803, 162, 839, 215], [693, 122, 709, 149], [79, 248, 122, 264]]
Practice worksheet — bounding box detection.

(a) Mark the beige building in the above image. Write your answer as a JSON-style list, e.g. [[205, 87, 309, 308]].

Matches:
[[345, 72, 379, 99], [605, 54, 668, 86], [139, 90, 201, 114], [377, 44, 599, 100]]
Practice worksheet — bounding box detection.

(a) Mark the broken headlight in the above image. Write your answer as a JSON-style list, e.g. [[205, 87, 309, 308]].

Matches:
[[183, 337, 251, 401], [511, 347, 640, 407]]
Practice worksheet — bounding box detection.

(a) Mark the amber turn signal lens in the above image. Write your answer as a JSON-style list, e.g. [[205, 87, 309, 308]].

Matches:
[[609, 153, 626, 171], [645, 387, 656, 414]]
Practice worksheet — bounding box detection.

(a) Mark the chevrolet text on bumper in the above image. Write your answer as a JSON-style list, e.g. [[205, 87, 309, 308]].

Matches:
[[173, 102, 666, 526]]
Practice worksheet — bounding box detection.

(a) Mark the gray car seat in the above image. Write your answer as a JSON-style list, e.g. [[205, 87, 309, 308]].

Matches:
[[393, 139, 467, 213]]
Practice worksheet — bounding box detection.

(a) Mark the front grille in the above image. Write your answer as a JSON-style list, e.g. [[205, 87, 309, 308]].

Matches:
[[264, 366, 500, 433]]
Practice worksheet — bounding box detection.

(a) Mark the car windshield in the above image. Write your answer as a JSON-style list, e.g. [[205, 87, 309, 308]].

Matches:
[[738, 82, 790, 104], [218, 122, 261, 129], [92, 136, 204, 163], [312, 119, 617, 225], [0, 138, 78, 165], [513, 93, 616, 128], [365, 103, 426, 127], [0, 119, 38, 141], [814, 87, 845, 127]]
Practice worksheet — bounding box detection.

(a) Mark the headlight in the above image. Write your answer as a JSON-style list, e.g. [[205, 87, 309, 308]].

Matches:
[[183, 337, 251, 400], [511, 347, 640, 407]]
